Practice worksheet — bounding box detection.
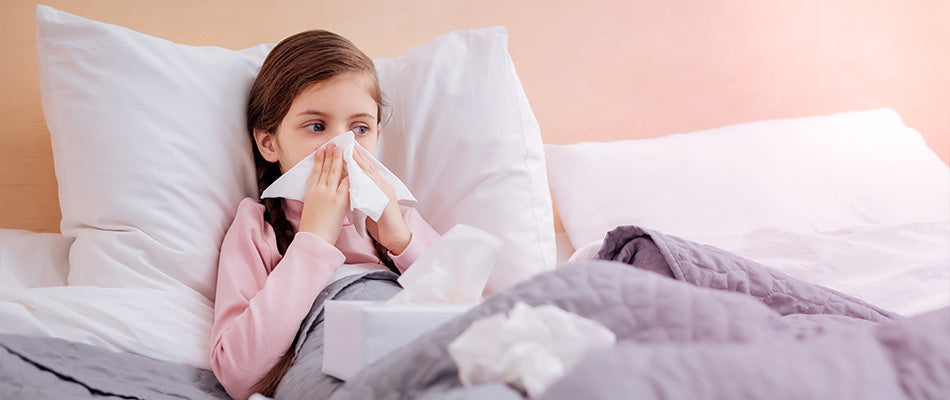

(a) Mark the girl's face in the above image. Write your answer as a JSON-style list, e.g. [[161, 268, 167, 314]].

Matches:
[[255, 73, 380, 173]]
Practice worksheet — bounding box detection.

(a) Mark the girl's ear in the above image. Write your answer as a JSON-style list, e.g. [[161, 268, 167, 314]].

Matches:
[[254, 129, 280, 163]]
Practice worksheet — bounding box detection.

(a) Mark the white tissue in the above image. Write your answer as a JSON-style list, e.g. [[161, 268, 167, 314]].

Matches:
[[260, 131, 415, 236], [447, 302, 616, 398], [387, 224, 501, 305]]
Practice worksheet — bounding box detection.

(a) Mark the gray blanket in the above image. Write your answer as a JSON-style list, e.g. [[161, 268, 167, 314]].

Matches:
[[274, 270, 404, 399], [277, 225, 948, 400], [0, 333, 228, 399]]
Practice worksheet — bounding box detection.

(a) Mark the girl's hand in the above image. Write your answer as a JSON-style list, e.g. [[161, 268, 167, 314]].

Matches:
[[299, 144, 350, 245], [353, 149, 411, 255]]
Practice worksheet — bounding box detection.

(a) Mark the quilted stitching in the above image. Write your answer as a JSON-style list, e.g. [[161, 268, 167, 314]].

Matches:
[[322, 261, 825, 400]]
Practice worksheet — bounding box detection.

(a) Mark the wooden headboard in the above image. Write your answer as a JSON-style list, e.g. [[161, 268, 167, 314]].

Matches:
[[3, 0, 948, 233]]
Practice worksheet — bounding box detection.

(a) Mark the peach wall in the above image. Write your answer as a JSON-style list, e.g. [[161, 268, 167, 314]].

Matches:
[[2, 0, 948, 233]]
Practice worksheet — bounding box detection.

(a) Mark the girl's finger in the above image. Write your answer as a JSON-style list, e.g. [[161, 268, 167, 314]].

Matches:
[[338, 176, 350, 194], [329, 145, 344, 182], [355, 150, 382, 184], [312, 147, 325, 169], [311, 147, 326, 185], [319, 144, 335, 186], [356, 149, 377, 174]]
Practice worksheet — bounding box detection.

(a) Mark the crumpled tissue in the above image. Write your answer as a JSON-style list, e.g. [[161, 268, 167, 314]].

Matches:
[[447, 302, 616, 398], [322, 224, 503, 381], [260, 131, 415, 236], [387, 224, 502, 305]]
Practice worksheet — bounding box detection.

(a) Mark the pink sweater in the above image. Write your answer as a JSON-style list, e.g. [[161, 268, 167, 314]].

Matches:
[[210, 197, 440, 400]]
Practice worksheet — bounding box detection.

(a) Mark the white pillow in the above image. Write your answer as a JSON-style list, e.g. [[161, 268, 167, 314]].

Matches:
[[29, 5, 554, 365], [375, 28, 555, 295], [38, 6, 264, 301], [546, 109, 950, 249]]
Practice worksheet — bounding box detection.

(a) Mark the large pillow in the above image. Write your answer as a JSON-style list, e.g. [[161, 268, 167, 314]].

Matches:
[[546, 109, 950, 249], [374, 28, 555, 294], [27, 5, 554, 367], [38, 6, 264, 301]]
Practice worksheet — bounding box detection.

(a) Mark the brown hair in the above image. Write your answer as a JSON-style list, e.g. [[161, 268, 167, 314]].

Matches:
[[246, 30, 394, 397]]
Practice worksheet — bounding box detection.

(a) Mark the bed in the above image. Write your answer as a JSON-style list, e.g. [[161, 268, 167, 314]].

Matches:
[[2, 3, 949, 400]]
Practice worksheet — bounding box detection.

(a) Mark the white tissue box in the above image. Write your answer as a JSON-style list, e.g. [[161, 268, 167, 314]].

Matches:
[[322, 300, 470, 380]]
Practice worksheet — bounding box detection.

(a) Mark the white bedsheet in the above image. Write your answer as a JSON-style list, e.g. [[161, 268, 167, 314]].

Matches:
[[696, 221, 950, 317], [0, 229, 213, 369], [0, 286, 213, 369], [570, 221, 950, 317]]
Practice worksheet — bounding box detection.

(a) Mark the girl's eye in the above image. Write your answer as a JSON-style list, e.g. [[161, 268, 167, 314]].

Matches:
[[353, 126, 369, 136], [305, 123, 325, 133]]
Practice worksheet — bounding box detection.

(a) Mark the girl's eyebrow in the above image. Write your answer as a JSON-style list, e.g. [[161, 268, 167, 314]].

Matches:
[[296, 110, 375, 120], [349, 112, 376, 120], [296, 109, 328, 117]]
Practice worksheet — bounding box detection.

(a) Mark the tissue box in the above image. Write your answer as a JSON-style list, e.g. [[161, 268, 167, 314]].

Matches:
[[322, 300, 470, 380]]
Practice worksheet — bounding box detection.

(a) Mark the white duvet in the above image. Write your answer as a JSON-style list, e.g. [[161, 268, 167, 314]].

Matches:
[[570, 221, 950, 317], [0, 229, 213, 369], [0, 286, 213, 369], [694, 221, 950, 317]]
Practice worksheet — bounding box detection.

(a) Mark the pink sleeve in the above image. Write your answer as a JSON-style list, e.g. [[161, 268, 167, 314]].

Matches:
[[389, 206, 441, 273], [209, 199, 344, 400]]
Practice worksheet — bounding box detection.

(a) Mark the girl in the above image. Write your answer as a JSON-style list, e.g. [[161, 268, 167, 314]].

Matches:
[[210, 30, 441, 400]]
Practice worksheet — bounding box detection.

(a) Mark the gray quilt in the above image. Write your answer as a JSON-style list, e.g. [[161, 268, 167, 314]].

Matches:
[[4, 225, 948, 399], [0, 333, 228, 399], [274, 225, 948, 399]]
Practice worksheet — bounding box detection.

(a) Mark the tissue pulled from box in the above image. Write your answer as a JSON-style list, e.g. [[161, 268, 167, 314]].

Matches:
[[260, 131, 415, 235], [387, 224, 501, 305], [447, 302, 616, 397]]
